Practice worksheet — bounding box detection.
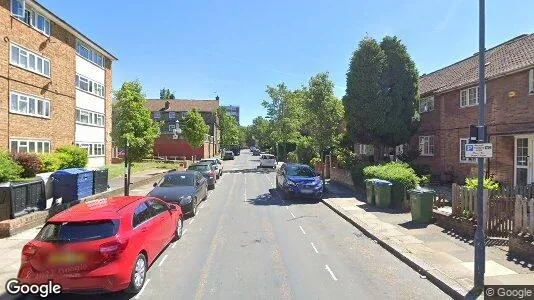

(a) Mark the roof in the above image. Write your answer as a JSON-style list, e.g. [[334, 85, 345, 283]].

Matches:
[[146, 99, 219, 112], [49, 196, 144, 222], [420, 34, 534, 96], [31, 0, 117, 60]]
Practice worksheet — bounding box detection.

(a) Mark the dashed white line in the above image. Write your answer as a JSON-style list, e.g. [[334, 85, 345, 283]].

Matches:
[[244, 176, 247, 202], [134, 278, 151, 299], [199, 203, 205, 209], [325, 265, 338, 281], [299, 225, 306, 235], [189, 218, 195, 225], [290, 211, 296, 218], [311, 242, 319, 253], [158, 254, 168, 267]]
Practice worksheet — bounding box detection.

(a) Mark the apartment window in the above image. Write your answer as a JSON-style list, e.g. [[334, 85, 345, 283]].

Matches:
[[419, 96, 434, 113], [169, 112, 176, 119], [359, 144, 368, 155], [10, 91, 50, 118], [76, 108, 104, 127], [459, 139, 476, 163], [75, 74, 105, 98], [153, 112, 161, 119], [76, 142, 105, 157], [11, 0, 51, 35], [10, 0, 24, 18], [169, 125, 176, 132], [419, 136, 434, 156], [529, 69, 534, 94], [76, 41, 104, 68], [10, 43, 50, 77], [10, 139, 50, 154], [395, 145, 405, 156]]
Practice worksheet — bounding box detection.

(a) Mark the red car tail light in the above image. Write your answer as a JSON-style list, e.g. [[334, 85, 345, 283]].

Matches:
[[99, 238, 128, 264], [21, 243, 37, 266]]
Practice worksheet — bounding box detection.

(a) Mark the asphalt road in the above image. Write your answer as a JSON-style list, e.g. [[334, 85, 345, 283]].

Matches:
[[11, 150, 450, 300]]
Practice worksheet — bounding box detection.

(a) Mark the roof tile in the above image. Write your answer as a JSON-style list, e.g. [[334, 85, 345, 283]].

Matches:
[[145, 99, 220, 112]]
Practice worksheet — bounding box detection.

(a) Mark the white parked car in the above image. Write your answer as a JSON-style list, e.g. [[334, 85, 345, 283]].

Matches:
[[259, 154, 277, 168], [200, 158, 223, 178]]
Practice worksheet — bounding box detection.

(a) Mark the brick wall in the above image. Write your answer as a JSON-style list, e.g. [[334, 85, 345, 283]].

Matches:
[[413, 69, 534, 183], [330, 167, 355, 190], [0, 1, 76, 151], [154, 135, 211, 159]]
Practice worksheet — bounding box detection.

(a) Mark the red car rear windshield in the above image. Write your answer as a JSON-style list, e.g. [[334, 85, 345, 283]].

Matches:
[[36, 220, 118, 243]]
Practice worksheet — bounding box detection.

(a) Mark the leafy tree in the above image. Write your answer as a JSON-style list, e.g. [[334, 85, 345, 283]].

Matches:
[[295, 136, 317, 166], [159, 88, 175, 99], [379, 36, 420, 146], [250, 116, 273, 150], [181, 109, 209, 148], [217, 107, 241, 148], [112, 81, 160, 161], [343, 37, 387, 147], [243, 125, 255, 147], [304, 72, 344, 156]]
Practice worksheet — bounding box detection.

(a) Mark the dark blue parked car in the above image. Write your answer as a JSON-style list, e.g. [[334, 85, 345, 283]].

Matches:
[[276, 163, 323, 200]]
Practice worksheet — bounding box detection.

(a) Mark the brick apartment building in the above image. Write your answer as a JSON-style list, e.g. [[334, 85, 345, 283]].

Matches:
[[146, 98, 220, 159], [0, 0, 116, 167], [412, 34, 534, 186]]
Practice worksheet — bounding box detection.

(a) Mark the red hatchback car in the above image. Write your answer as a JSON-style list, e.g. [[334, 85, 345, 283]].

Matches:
[[17, 196, 183, 295]]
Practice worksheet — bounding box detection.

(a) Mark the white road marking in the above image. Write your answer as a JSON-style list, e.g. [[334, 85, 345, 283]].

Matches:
[[134, 278, 151, 299], [299, 225, 306, 235], [244, 176, 247, 202], [189, 218, 195, 225], [158, 254, 168, 267], [325, 265, 338, 281], [285, 206, 289, 210], [290, 211, 296, 218], [311, 242, 319, 254], [200, 203, 205, 209]]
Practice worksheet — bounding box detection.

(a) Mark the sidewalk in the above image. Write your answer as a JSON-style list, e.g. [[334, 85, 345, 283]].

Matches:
[[323, 181, 534, 299]]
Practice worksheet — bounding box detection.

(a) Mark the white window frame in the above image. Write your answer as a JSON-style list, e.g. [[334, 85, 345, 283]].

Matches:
[[419, 136, 434, 156], [459, 138, 477, 163], [359, 144, 368, 155], [153, 111, 161, 119], [75, 74, 105, 98], [168, 124, 176, 132], [76, 108, 105, 127], [10, 0, 25, 18], [10, 138, 51, 154], [460, 86, 487, 108], [419, 96, 434, 113], [169, 112, 176, 119], [76, 142, 105, 157], [76, 40, 104, 68], [9, 91, 50, 118], [395, 145, 404, 156], [11, 1, 51, 36], [529, 69, 534, 95], [9, 43, 50, 77]]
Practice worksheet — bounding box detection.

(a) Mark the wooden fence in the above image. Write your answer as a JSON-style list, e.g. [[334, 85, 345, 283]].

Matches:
[[514, 196, 534, 235]]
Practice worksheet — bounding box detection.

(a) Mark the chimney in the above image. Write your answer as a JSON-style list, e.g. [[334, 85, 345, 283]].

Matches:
[[215, 95, 220, 101], [164, 100, 170, 110]]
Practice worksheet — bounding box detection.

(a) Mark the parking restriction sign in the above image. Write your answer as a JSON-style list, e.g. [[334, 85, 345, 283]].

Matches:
[[465, 143, 493, 158]]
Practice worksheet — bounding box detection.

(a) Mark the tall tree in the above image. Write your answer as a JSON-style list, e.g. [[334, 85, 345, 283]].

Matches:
[[250, 116, 273, 150], [159, 88, 175, 99], [181, 109, 209, 148], [305, 72, 344, 155], [217, 107, 241, 148], [342, 37, 387, 148], [112, 81, 160, 161], [379, 36, 420, 147]]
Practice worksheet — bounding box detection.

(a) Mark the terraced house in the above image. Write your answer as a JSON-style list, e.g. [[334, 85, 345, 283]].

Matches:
[[0, 0, 117, 167], [412, 34, 534, 186]]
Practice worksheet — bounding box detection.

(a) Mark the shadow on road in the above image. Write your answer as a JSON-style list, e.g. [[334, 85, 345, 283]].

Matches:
[[245, 189, 320, 207]]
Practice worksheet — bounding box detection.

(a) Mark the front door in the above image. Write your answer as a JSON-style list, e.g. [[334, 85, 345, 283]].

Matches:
[[515, 137, 534, 185]]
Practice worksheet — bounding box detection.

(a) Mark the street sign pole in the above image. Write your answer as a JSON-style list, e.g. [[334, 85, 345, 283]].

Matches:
[[474, 0, 486, 292], [124, 139, 129, 196]]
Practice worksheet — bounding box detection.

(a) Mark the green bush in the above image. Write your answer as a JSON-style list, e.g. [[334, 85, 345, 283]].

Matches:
[[0, 151, 23, 182], [12, 153, 43, 178], [310, 155, 322, 167], [464, 177, 500, 191], [410, 163, 431, 177], [55, 146, 88, 168], [363, 162, 420, 190], [333, 147, 359, 170], [287, 151, 298, 163], [295, 137, 316, 165], [350, 161, 373, 188], [39, 153, 63, 172]]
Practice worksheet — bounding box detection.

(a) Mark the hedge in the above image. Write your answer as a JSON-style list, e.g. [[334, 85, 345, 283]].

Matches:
[[363, 162, 420, 190], [12, 153, 42, 178], [0, 151, 23, 182], [55, 146, 88, 169]]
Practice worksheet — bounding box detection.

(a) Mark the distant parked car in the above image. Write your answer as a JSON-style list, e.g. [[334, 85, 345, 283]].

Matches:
[[259, 154, 277, 168], [200, 158, 223, 178], [223, 151, 235, 160], [276, 163, 323, 200], [187, 163, 217, 189], [148, 171, 207, 216], [17, 196, 183, 295]]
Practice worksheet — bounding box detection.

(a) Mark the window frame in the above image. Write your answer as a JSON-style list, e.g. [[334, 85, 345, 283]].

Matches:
[[75, 74, 105, 98], [10, 0, 25, 19], [153, 111, 161, 119], [9, 91, 51, 119], [419, 136, 435, 157], [459, 138, 477, 163], [9, 43, 51, 77], [419, 96, 434, 113], [11, 1, 51, 36], [75, 142, 105, 157], [75, 108, 105, 127], [76, 40, 105, 68], [10, 138, 51, 154]]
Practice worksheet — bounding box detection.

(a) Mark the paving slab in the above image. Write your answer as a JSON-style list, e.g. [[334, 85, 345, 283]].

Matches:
[[461, 260, 517, 277]]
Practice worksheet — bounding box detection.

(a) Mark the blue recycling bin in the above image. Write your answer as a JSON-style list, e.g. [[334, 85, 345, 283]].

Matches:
[[52, 168, 94, 203]]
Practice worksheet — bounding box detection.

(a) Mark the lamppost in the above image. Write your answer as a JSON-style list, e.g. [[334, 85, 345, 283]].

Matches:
[[124, 138, 129, 196]]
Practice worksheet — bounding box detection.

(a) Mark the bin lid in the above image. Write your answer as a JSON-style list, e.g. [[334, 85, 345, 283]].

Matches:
[[410, 186, 435, 194], [53, 168, 90, 176], [374, 179, 392, 186]]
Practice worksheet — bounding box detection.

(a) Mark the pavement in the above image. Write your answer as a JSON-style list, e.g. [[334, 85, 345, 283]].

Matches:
[[0, 151, 450, 300], [322, 182, 534, 299]]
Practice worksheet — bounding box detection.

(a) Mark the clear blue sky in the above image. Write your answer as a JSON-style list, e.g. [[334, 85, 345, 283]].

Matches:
[[41, 0, 534, 126]]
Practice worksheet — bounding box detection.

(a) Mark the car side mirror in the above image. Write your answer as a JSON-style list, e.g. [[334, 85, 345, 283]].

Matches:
[[153, 182, 158, 187], [169, 204, 178, 211]]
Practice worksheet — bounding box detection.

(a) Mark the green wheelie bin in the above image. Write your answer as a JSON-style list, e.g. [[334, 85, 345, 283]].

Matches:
[[374, 180, 392, 209], [365, 179, 376, 205], [409, 188, 435, 223]]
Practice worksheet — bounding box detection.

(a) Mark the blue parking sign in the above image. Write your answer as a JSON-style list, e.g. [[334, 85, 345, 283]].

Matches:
[[466, 145, 474, 152]]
